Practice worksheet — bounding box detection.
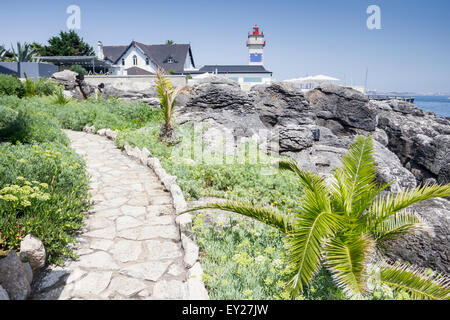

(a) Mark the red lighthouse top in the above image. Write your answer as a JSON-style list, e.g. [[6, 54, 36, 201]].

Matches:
[[252, 25, 263, 36]]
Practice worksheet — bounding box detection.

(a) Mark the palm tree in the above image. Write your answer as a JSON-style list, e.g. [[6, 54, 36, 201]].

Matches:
[[11, 42, 35, 62], [11, 42, 36, 78], [185, 136, 450, 300], [154, 69, 188, 143], [0, 45, 6, 60]]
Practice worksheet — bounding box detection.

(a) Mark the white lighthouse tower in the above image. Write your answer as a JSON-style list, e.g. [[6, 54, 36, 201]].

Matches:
[[247, 25, 266, 66]]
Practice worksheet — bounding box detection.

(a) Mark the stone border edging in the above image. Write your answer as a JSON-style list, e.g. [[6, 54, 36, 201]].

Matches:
[[83, 125, 209, 300]]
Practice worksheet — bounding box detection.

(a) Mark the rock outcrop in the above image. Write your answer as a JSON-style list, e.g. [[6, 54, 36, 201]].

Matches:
[[20, 234, 46, 271], [383, 198, 450, 274], [372, 99, 450, 185], [50, 70, 96, 100], [51, 70, 77, 90], [100, 82, 160, 106], [176, 80, 450, 274], [0, 251, 32, 300], [307, 85, 377, 131]]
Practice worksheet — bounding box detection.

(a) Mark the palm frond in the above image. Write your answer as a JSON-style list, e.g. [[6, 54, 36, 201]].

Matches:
[[182, 200, 293, 234], [332, 136, 379, 217], [374, 261, 450, 300], [371, 211, 426, 244], [278, 159, 328, 195], [325, 235, 374, 298], [367, 184, 450, 228], [286, 187, 345, 296]]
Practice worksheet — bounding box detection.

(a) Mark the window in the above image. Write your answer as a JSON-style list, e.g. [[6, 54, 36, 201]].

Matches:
[[250, 53, 262, 63], [146, 57, 149, 65], [229, 77, 239, 82], [166, 56, 175, 64], [122, 59, 125, 66], [244, 77, 262, 83], [133, 55, 138, 66]]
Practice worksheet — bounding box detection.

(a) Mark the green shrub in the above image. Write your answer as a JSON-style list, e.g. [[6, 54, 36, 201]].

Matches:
[[56, 103, 96, 131], [195, 213, 345, 300], [0, 95, 21, 109], [0, 105, 18, 128], [69, 64, 88, 75], [0, 74, 25, 97], [0, 142, 90, 263], [35, 78, 59, 96], [0, 107, 69, 145], [51, 87, 71, 105], [23, 77, 58, 97], [115, 125, 302, 209], [23, 78, 36, 97]]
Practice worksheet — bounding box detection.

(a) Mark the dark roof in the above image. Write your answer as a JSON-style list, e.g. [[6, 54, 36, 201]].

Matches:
[[102, 46, 128, 63], [125, 66, 153, 75], [199, 65, 272, 74], [136, 42, 193, 73], [36, 56, 111, 68], [102, 42, 195, 73]]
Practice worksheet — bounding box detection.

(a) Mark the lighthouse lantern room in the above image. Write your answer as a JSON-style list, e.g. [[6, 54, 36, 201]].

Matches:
[[247, 25, 266, 66]]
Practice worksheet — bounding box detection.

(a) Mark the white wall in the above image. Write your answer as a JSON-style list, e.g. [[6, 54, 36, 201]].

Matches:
[[184, 52, 194, 70], [84, 75, 188, 87], [220, 73, 271, 84], [210, 73, 271, 91], [110, 45, 158, 75]]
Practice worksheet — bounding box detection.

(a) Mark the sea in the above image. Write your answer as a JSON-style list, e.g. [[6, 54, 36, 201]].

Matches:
[[413, 96, 450, 118]]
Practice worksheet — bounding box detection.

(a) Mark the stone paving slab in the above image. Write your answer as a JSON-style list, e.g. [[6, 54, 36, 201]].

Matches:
[[31, 130, 187, 300]]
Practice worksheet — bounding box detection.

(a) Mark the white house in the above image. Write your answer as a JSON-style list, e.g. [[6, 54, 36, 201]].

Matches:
[[97, 40, 196, 75]]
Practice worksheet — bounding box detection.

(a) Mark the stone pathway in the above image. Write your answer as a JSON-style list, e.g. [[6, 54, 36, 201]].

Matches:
[[31, 130, 188, 300]]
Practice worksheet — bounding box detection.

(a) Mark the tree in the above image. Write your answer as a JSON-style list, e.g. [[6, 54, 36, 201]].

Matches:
[[166, 40, 175, 45], [30, 42, 45, 56], [69, 64, 88, 75], [154, 69, 188, 143], [10, 42, 36, 78], [0, 45, 13, 62], [40, 31, 94, 56], [11, 42, 35, 62], [185, 136, 450, 300], [0, 45, 6, 59]]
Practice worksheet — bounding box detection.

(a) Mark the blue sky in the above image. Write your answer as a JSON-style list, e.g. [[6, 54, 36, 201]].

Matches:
[[1, 0, 449, 92]]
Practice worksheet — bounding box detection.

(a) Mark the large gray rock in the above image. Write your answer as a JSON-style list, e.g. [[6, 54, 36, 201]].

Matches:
[[101, 82, 159, 106], [0, 251, 31, 300], [0, 285, 9, 300], [279, 125, 314, 152], [51, 70, 78, 90], [20, 234, 46, 271], [285, 140, 417, 191], [373, 141, 417, 192], [307, 85, 377, 131], [251, 83, 311, 127], [376, 102, 450, 184], [383, 198, 450, 275], [183, 76, 253, 113]]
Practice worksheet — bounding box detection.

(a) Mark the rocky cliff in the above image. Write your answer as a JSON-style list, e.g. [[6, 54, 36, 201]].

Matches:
[[176, 78, 450, 274]]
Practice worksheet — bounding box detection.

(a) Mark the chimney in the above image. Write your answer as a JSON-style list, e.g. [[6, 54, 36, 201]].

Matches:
[[97, 41, 104, 60]]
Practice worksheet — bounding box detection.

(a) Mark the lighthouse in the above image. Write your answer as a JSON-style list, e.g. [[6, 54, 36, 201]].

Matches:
[[247, 25, 266, 66]]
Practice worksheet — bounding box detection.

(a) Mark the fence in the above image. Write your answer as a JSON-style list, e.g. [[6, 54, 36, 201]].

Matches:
[[0, 62, 58, 80]]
